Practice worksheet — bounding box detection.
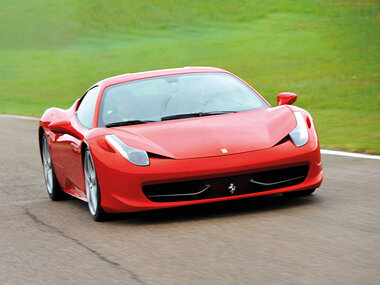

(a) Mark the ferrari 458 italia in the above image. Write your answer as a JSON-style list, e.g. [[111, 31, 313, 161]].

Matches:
[[39, 67, 323, 221]]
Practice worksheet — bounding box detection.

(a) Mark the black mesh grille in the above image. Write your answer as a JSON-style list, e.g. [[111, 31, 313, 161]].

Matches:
[[143, 165, 309, 202]]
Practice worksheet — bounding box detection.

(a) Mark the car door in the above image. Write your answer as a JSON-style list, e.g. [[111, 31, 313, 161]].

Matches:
[[58, 86, 100, 194]]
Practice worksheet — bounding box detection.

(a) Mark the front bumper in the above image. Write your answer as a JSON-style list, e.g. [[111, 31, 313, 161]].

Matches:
[[91, 138, 323, 213]]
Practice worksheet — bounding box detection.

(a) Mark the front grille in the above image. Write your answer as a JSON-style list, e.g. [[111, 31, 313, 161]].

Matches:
[[142, 165, 309, 202]]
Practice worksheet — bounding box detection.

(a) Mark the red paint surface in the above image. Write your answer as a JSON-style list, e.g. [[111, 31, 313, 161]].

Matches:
[[39, 67, 323, 213]]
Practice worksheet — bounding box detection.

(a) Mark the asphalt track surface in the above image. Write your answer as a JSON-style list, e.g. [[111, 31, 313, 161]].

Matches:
[[0, 116, 379, 285]]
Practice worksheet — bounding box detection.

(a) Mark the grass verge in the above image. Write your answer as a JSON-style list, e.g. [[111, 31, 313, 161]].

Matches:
[[1, 0, 379, 153]]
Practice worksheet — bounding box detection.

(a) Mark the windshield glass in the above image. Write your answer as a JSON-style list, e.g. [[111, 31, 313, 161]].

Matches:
[[98, 72, 268, 127]]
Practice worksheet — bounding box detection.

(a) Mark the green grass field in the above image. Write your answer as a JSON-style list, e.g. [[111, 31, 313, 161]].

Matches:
[[1, 0, 379, 153]]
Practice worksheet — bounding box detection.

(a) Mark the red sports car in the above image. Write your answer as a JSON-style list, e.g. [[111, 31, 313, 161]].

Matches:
[[39, 67, 323, 221]]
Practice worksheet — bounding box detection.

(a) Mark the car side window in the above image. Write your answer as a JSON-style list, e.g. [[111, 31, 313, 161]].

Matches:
[[76, 86, 100, 129]]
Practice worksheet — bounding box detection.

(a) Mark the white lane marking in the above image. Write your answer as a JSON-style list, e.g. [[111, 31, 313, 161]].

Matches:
[[1, 113, 380, 160], [0, 114, 39, 121], [321, 149, 380, 160]]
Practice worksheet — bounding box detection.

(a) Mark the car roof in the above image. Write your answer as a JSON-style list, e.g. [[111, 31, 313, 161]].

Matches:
[[96, 66, 228, 88]]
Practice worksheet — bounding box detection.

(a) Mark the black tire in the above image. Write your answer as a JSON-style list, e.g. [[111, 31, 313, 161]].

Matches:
[[41, 133, 67, 200], [83, 148, 107, 221], [283, 189, 315, 197]]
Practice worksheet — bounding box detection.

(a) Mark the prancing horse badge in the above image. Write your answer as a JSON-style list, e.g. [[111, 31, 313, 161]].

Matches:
[[228, 183, 236, 194]]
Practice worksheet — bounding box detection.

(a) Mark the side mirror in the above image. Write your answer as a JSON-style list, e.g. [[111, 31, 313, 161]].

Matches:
[[277, 92, 297, 106], [49, 119, 82, 139]]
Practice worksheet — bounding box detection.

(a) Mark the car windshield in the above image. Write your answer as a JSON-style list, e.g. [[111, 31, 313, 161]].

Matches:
[[98, 72, 269, 127]]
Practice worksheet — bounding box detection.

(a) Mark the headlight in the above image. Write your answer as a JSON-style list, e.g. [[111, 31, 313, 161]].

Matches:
[[105, 135, 150, 166], [289, 112, 308, 147]]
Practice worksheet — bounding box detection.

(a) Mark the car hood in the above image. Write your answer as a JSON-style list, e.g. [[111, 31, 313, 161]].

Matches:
[[109, 106, 296, 159]]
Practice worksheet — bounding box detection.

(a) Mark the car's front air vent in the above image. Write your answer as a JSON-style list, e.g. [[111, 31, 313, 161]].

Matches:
[[275, 135, 291, 146], [143, 165, 309, 202], [147, 152, 173, 159]]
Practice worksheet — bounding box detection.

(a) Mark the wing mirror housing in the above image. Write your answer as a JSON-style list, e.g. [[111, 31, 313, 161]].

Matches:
[[49, 119, 82, 139], [277, 92, 297, 106]]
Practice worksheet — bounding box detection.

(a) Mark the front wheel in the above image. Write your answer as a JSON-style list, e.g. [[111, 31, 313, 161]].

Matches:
[[84, 149, 106, 221]]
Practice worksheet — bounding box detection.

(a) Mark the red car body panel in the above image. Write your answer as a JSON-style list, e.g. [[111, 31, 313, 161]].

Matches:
[[109, 107, 296, 159], [39, 67, 323, 214]]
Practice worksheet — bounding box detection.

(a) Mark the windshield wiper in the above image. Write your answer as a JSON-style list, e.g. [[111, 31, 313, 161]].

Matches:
[[105, 120, 157, 128], [161, 111, 237, 121]]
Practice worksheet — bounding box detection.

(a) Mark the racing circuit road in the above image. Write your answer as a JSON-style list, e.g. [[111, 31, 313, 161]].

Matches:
[[0, 116, 379, 285]]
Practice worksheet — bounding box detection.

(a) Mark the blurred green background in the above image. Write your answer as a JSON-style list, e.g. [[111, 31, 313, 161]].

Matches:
[[1, 0, 379, 153]]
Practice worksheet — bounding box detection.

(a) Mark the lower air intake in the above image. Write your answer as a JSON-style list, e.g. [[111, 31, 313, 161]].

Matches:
[[142, 165, 309, 202]]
